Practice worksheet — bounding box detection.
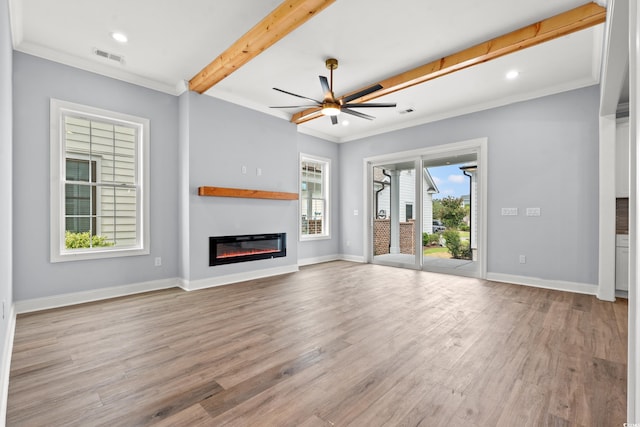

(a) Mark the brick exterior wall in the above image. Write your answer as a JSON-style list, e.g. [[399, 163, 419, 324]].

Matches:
[[373, 219, 415, 255], [400, 220, 415, 255], [374, 219, 390, 255], [307, 219, 322, 235]]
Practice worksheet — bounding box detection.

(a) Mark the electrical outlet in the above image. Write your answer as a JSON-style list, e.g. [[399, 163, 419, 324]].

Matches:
[[526, 207, 541, 216], [256, 168, 262, 176], [241, 165, 247, 174], [154, 257, 162, 267], [519, 255, 526, 264], [501, 208, 518, 216]]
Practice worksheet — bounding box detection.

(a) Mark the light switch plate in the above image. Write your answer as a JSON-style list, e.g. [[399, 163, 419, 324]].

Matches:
[[526, 207, 541, 216], [501, 208, 518, 216]]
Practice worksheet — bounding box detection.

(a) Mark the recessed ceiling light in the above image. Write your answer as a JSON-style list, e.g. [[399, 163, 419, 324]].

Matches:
[[342, 120, 350, 126], [506, 70, 519, 80], [111, 32, 128, 43]]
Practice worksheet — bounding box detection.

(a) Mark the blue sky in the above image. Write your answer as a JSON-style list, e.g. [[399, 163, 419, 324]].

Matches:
[[427, 164, 470, 200]]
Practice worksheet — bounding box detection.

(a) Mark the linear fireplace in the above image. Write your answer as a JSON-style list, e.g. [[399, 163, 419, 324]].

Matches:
[[209, 233, 286, 266]]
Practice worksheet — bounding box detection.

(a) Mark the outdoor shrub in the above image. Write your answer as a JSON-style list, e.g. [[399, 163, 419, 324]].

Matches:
[[443, 229, 462, 258], [422, 232, 441, 246], [460, 224, 470, 232], [65, 231, 113, 249], [460, 241, 472, 259]]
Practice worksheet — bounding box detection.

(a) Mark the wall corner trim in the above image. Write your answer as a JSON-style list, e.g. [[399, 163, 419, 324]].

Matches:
[[180, 265, 299, 291], [298, 255, 342, 267], [486, 272, 598, 296], [339, 254, 366, 263], [14, 278, 180, 314]]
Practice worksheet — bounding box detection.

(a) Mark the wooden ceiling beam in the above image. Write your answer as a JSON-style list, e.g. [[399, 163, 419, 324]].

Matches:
[[189, 0, 335, 94], [292, 2, 606, 125]]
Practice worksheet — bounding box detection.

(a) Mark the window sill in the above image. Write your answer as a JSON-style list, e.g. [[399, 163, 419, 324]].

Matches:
[[300, 235, 331, 242], [51, 247, 149, 263]]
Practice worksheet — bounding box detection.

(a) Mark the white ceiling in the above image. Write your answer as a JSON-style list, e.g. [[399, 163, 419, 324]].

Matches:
[[9, 0, 606, 142]]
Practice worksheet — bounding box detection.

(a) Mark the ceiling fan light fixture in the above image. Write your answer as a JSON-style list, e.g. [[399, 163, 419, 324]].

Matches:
[[321, 103, 340, 116]]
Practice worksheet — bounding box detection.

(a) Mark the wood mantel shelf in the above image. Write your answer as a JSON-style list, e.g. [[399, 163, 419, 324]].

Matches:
[[198, 186, 298, 200]]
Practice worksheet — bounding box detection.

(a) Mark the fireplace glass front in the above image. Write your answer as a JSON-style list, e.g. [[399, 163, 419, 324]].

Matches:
[[209, 233, 286, 266]]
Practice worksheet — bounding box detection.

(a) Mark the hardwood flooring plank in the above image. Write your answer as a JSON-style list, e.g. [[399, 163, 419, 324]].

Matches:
[[150, 403, 212, 427], [6, 261, 627, 426], [200, 338, 349, 418]]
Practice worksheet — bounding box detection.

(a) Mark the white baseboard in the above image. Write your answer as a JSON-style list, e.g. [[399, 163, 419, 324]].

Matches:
[[298, 254, 342, 266], [486, 272, 598, 296], [180, 265, 299, 291], [339, 254, 366, 263], [0, 304, 15, 427], [14, 278, 180, 314]]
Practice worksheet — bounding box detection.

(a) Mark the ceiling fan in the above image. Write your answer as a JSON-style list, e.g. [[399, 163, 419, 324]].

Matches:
[[271, 58, 396, 125]]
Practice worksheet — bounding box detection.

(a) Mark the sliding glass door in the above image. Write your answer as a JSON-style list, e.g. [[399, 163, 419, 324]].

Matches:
[[366, 139, 486, 278]]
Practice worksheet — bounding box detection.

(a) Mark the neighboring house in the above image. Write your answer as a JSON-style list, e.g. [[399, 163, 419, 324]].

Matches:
[[374, 167, 439, 234]]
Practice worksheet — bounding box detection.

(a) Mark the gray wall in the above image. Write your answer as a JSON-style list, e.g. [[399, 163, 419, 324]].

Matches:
[[0, 0, 13, 367], [10, 47, 597, 296], [179, 93, 341, 280], [12, 52, 180, 300], [297, 133, 341, 260], [181, 92, 300, 282], [340, 86, 600, 284]]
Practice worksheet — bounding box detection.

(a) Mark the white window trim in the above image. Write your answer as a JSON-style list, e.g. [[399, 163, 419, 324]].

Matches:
[[299, 153, 331, 241], [50, 99, 150, 262]]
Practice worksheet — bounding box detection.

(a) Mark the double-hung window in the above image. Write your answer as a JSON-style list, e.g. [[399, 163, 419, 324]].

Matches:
[[300, 154, 330, 240], [50, 99, 150, 262]]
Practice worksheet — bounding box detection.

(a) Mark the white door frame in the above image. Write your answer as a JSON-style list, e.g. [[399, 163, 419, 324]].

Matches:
[[362, 137, 488, 278]]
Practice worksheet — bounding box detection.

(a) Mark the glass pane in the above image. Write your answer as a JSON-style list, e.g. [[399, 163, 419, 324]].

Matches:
[[66, 159, 90, 182], [64, 116, 91, 158], [98, 187, 138, 247], [372, 165, 416, 264], [307, 199, 324, 235]]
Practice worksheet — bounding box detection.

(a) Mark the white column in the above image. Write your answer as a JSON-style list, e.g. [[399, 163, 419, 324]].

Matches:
[[598, 114, 617, 302], [630, 0, 639, 421], [389, 170, 401, 254]]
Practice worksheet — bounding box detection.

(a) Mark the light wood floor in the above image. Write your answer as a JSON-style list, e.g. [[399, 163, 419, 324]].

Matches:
[[7, 261, 627, 426]]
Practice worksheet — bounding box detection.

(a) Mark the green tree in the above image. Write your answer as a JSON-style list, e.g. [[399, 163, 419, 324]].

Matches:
[[439, 196, 466, 229], [432, 199, 443, 221]]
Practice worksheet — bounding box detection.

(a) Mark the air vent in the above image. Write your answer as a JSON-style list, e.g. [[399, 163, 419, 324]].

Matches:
[[93, 48, 125, 64], [398, 108, 415, 115]]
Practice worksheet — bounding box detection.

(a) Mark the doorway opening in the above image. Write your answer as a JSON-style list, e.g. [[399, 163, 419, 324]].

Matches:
[[365, 138, 487, 278]]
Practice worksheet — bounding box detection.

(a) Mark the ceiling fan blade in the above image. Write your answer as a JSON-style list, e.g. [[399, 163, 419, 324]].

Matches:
[[270, 105, 319, 109], [343, 103, 397, 108], [342, 84, 383, 104], [331, 115, 338, 125], [273, 88, 322, 104], [341, 108, 375, 121], [319, 76, 331, 98]]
